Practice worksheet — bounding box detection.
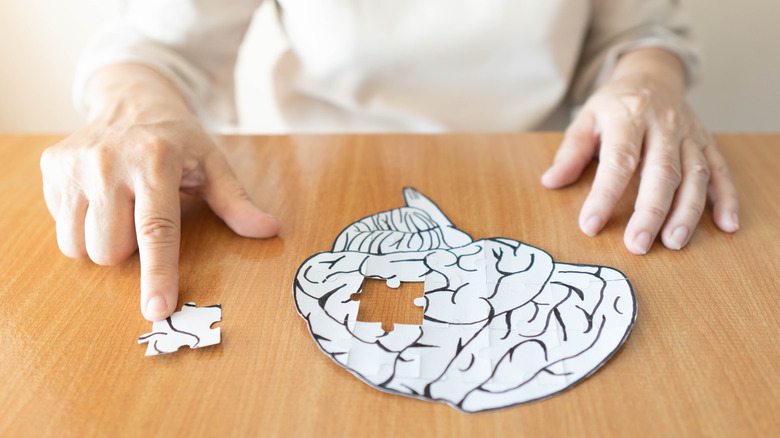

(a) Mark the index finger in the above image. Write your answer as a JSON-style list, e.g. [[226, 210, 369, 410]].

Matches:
[[578, 115, 645, 236], [134, 169, 182, 321]]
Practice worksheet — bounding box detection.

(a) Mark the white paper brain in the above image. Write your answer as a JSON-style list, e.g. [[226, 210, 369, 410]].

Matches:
[[294, 188, 636, 413]]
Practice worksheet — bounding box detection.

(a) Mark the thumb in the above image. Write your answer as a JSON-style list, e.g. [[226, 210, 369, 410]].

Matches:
[[201, 150, 280, 238], [541, 109, 599, 189]]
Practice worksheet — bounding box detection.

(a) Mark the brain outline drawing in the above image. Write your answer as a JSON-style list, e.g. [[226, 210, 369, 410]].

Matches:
[[293, 188, 636, 413]]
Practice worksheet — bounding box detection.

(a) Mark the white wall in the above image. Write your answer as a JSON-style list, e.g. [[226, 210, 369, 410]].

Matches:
[[685, 1, 780, 132], [0, 0, 285, 133], [0, 0, 777, 133], [0, 0, 106, 132]]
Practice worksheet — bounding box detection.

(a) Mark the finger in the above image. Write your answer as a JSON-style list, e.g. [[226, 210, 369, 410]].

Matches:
[[135, 168, 182, 322], [659, 139, 710, 250], [623, 127, 683, 255], [541, 110, 598, 188], [41, 178, 61, 220], [55, 188, 89, 259], [40, 149, 61, 219], [578, 115, 644, 237], [201, 150, 280, 238], [84, 188, 138, 265], [703, 143, 739, 232]]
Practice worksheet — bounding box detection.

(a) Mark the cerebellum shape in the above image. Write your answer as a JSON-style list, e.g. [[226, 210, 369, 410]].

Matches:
[[293, 188, 636, 413]]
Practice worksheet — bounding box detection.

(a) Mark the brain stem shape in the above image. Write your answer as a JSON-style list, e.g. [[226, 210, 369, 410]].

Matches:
[[294, 188, 636, 413]]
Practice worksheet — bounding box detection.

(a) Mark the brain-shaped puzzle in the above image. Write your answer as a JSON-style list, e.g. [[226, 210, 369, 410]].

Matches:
[[294, 188, 635, 413]]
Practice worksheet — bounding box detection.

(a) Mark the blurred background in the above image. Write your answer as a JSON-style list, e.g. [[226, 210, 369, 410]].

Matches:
[[0, 0, 777, 133]]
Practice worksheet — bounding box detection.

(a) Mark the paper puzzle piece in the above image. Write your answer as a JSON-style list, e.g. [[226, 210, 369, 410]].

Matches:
[[293, 188, 636, 413], [138, 302, 222, 356]]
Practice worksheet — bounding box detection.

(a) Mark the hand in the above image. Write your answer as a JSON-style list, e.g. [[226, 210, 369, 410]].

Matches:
[[40, 65, 279, 320], [541, 49, 738, 254]]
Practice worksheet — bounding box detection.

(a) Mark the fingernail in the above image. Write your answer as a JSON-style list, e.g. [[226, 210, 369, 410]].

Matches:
[[582, 216, 602, 237], [730, 212, 740, 231], [145, 296, 168, 320], [669, 226, 689, 250], [632, 231, 652, 255]]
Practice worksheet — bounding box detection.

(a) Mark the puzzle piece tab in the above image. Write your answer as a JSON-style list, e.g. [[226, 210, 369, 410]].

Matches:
[[138, 302, 222, 356]]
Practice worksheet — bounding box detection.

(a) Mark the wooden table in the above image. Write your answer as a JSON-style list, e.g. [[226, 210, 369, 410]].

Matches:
[[1, 134, 778, 437]]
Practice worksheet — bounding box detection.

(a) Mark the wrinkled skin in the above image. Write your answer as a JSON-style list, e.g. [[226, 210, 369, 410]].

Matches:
[[542, 48, 738, 254], [40, 65, 279, 321]]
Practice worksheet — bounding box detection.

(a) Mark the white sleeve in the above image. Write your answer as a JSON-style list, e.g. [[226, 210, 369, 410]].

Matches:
[[570, 0, 700, 105], [74, 0, 263, 130]]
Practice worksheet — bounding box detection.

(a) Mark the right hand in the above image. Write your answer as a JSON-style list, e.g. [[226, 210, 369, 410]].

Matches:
[[40, 65, 279, 321]]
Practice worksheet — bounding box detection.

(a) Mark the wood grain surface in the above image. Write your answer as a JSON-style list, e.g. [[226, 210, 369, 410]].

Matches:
[[0, 133, 778, 437]]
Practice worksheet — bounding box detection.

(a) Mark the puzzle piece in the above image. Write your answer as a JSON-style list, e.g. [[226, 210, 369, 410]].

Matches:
[[138, 302, 221, 356]]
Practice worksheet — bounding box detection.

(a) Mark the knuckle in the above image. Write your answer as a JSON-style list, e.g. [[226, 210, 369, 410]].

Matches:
[[40, 147, 55, 171], [90, 142, 113, 162], [714, 166, 731, 182], [619, 90, 651, 115], [40, 147, 70, 180], [710, 157, 731, 179], [594, 186, 621, 207], [41, 177, 58, 199], [229, 184, 252, 204], [602, 159, 634, 182], [137, 216, 179, 243], [646, 159, 682, 188], [90, 249, 130, 266], [685, 162, 711, 182], [703, 131, 716, 147], [685, 138, 706, 153], [663, 108, 681, 128], [149, 137, 179, 159], [636, 203, 669, 222], [143, 262, 178, 280], [87, 229, 138, 266], [654, 129, 678, 148], [603, 144, 640, 177], [57, 236, 87, 259], [683, 200, 706, 219], [88, 144, 119, 186], [139, 138, 180, 174]]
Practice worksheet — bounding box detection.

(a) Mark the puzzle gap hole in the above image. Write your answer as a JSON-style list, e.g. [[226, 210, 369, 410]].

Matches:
[[349, 278, 424, 332]]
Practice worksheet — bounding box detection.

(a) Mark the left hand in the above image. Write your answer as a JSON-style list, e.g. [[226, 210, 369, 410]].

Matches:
[[541, 49, 738, 254]]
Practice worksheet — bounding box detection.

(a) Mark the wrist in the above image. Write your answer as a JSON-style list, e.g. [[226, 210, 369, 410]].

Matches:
[[84, 64, 194, 125], [607, 48, 687, 94]]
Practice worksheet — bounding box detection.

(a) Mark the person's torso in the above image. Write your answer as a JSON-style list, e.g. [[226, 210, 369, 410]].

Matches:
[[272, 0, 590, 132]]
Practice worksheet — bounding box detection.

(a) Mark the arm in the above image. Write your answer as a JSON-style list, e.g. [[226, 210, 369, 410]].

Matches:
[[542, 47, 738, 254], [42, 0, 269, 321], [41, 63, 279, 321], [542, 0, 737, 254]]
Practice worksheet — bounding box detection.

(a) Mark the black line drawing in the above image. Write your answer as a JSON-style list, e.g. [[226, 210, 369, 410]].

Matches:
[[293, 188, 636, 413], [138, 302, 222, 356]]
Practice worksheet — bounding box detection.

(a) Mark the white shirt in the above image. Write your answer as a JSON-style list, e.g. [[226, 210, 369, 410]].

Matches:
[[74, 0, 698, 132]]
